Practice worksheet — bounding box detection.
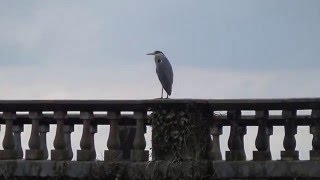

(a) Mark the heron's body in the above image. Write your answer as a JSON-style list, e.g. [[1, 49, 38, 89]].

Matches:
[[147, 51, 173, 98]]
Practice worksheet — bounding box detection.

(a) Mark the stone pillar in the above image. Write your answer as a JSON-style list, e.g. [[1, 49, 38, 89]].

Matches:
[[90, 124, 97, 161], [151, 104, 211, 161], [0, 112, 18, 159], [239, 126, 247, 159], [281, 110, 299, 160], [119, 126, 136, 160], [26, 111, 44, 160], [105, 111, 123, 161], [226, 110, 246, 161], [253, 110, 273, 161], [310, 109, 320, 160], [64, 124, 74, 160], [77, 111, 94, 161], [13, 124, 24, 159], [39, 124, 50, 160], [130, 111, 149, 161], [51, 111, 69, 161], [207, 125, 223, 160]]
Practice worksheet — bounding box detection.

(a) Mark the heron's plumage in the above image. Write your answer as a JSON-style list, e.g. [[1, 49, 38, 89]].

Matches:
[[154, 53, 173, 96]]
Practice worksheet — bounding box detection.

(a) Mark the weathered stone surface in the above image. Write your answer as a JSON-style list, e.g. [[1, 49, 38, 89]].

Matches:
[[0, 160, 213, 179], [211, 161, 320, 179], [310, 150, 320, 161], [0, 150, 18, 160], [150, 104, 211, 161], [25, 150, 44, 160], [130, 150, 149, 162], [77, 150, 92, 161], [51, 150, 69, 161], [13, 125, 24, 159], [104, 150, 123, 162], [281, 150, 299, 161], [253, 151, 272, 161], [0, 160, 319, 179], [226, 150, 246, 161], [207, 126, 223, 161], [119, 126, 136, 160]]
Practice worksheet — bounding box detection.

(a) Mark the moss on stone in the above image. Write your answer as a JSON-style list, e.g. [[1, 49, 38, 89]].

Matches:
[[148, 103, 212, 161]]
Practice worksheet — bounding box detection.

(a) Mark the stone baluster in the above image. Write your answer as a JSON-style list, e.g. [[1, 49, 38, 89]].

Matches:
[[26, 112, 44, 160], [131, 111, 149, 161], [90, 124, 97, 160], [239, 125, 247, 160], [207, 125, 223, 160], [226, 110, 246, 161], [105, 111, 123, 161], [119, 126, 136, 160], [253, 110, 273, 161], [77, 111, 94, 161], [13, 124, 24, 159], [281, 110, 299, 160], [39, 124, 50, 160], [310, 109, 320, 160], [51, 111, 68, 160], [64, 124, 74, 160], [0, 112, 17, 159]]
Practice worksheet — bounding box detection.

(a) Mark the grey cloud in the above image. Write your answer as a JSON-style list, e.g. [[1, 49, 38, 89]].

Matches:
[[1, 1, 320, 69]]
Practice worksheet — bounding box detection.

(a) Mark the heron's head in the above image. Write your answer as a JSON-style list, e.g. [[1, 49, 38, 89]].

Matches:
[[146, 51, 163, 56]]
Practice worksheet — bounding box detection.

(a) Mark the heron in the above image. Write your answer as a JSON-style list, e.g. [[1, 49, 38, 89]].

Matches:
[[147, 50, 173, 99]]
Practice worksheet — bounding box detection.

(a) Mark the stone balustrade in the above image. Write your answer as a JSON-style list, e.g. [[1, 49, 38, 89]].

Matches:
[[0, 99, 318, 179]]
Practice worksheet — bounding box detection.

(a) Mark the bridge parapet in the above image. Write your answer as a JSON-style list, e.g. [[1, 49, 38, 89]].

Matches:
[[0, 98, 318, 179]]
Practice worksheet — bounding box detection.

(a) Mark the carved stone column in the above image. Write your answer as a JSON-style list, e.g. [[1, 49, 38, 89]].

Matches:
[[90, 124, 97, 161], [0, 112, 17, 159], [77, 111, 94, 161], [226, 110, 246, 161], [130, 111, 149, 161], [64, 124, 74, 160], [207, 125, 223, 160], [26, 112, 44, 160], [253, 110, 273, 161], [39, 124, 50, 160], [281, 110, 299, 160], [105, 111, 123, 161], [310, 109, 320, 160], [119, 126, 136, 160], [51, 111, 69, 160], [13, 124, 24, 159]]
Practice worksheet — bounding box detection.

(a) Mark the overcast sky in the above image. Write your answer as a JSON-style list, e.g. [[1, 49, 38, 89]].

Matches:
[[0, 1, 319, 160]]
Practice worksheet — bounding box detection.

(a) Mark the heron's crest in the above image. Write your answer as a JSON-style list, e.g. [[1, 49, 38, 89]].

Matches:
[[154, 50, 163, 55]]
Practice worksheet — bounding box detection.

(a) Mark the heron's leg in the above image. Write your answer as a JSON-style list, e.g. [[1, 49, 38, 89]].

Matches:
[[166, 94, 169, 99], [161, 88, 163, 99]]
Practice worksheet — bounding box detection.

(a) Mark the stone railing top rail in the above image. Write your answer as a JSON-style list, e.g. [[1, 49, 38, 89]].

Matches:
[[0, 98, 319, 111]]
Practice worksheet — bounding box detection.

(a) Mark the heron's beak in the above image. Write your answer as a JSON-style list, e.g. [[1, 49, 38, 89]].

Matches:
[[146, 52, 155, 55]]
